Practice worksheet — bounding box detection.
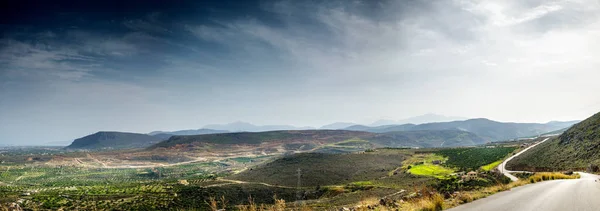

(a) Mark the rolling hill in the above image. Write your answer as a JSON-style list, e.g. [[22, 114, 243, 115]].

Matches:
[[149, 129, 487, 150], [344, 118, 579, 141], [228, 152, 412, 187], [506, 111, 600, 171], [150, 130, 373, 149], [66, 132, 164, 150]]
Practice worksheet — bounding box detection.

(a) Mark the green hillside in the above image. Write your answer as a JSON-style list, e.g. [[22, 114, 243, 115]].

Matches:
[[228, 151, 412, 187], [507, 111, 600, 171], [66, 131, 164, 150]]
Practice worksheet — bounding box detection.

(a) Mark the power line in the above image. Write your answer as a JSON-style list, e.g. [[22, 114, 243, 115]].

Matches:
[[296, 168, 302, 204]]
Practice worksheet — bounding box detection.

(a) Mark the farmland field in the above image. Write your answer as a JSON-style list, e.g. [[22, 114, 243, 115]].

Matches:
[[0, 147, 438, 210], [434, 147, 517, 171], [0, 145, 521, 210], [408, 164, 454, 178]]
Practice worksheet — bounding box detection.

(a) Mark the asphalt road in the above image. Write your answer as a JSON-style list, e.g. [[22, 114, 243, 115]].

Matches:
[[497, 137, 551, 181], [448, 172, 600, 211]]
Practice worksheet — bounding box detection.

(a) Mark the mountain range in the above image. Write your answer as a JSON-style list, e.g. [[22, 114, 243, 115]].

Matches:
[[319, 122, 357, 130], [64, 117, 580, 150], [203, 121, 315, 132], [369, 113, 467, 126]]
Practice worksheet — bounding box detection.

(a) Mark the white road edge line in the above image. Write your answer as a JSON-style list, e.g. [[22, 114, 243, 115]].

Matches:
[[497, 137, 551, 181]]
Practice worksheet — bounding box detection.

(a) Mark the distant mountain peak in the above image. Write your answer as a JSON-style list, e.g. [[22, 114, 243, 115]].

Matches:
[[320, 122, 357, 130], [203, 121, 315, 132]]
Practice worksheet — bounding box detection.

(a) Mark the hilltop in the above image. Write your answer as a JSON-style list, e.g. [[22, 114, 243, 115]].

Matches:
[[66, 132, 164, 150], [507, 111, 600, 171]]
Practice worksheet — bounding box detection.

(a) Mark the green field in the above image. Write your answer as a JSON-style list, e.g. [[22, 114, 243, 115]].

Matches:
[[408, 164, 454, 179], [481, 160, 503, 171], [403, 153, 446, 165], [0, 163, 227, 210]]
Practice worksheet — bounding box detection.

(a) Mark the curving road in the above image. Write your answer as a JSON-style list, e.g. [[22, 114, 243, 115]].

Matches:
[[497, 137, 551, 181], [448, 172, 600, 211]]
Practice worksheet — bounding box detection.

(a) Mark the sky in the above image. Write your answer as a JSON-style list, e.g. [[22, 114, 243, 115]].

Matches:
[[1, 0, 600, 144]]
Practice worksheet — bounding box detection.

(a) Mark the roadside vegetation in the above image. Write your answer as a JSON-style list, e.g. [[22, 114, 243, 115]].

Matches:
[[174, 172, 580, 211]]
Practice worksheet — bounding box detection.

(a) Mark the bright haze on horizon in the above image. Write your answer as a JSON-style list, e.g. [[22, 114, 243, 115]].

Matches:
[[1, 0, 599, 145]]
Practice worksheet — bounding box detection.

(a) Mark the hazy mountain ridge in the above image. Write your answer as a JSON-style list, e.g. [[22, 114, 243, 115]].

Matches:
[[345, 124, 416, 133], [370, 113, 467, 126], [64, 118, 579, 150], [203, 121, 314, 132], [149, 129, 229, 137], [344, 118, 579, 141], [319, 122, 357, 130]]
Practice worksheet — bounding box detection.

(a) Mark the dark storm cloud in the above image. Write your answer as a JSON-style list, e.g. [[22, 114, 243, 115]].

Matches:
[[1, 0, 599, 145]]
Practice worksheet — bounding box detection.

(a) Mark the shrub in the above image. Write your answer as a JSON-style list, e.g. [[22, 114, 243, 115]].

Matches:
[[588, 164, 599, 173], [528, 172, 579, 183], [404, 193, 444, 211], [457, 192, 473, 204]]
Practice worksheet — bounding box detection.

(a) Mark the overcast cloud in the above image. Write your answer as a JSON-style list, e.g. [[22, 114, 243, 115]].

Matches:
[[1, 0, 599, 144]]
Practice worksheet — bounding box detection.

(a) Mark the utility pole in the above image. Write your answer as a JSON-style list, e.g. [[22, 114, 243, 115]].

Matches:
[[296, 168, 302, 204]]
